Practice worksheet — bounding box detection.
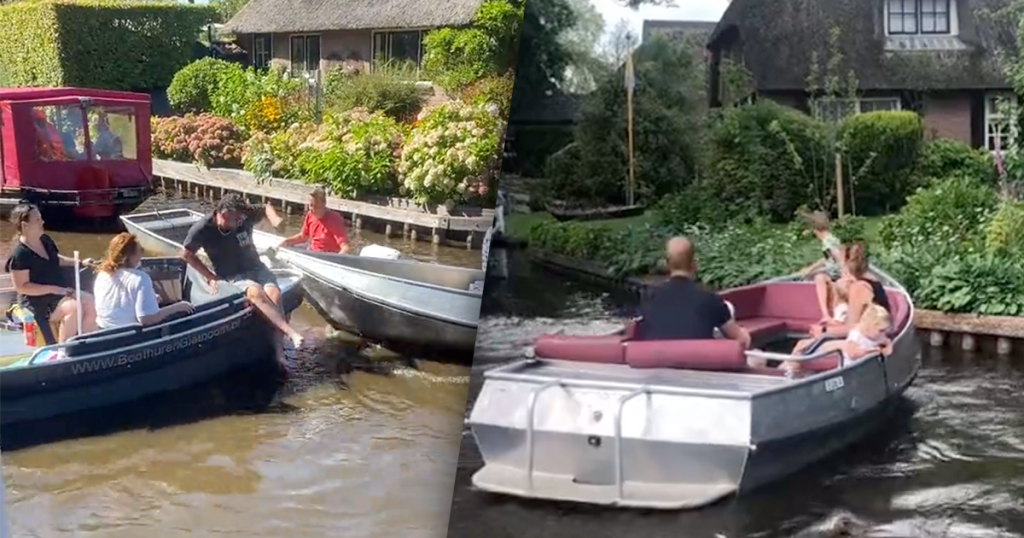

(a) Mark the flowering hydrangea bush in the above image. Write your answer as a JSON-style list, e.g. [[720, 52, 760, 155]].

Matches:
[[243, 122, 318, 181], [242, 109, 403, 196], [297, 108, 404, 197], [152, 114, 245, 168], [398, 101, 504, 204]]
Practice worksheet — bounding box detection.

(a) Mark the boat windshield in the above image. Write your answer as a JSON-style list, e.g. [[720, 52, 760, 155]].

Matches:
[[29, 103, 138, 163]]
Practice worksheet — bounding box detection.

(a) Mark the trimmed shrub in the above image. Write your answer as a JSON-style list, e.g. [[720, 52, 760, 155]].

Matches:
[[839, 110, 924, 215], [703, 101, 830, 222], [152, 114, 245, 168], [167, 58, 244, 114], [0, 0, 216, 90], [918, 138, 996, 185], [323, 69, 424, 122]]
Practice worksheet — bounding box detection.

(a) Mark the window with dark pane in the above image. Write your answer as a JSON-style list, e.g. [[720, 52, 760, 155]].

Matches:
[[290, 35, 306, 74], [888, 0, 918, 34], [919, 0, 950, 34]]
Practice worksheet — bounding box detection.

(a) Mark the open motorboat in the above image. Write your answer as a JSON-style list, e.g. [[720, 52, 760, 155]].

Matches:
[[0, 258, 304, 426], [466, 268, 919, 509], [121, 209, 484, 360]]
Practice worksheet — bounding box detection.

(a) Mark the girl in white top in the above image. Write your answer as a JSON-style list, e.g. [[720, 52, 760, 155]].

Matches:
[[784, 303, 892, 375], [92, 233, 193, 329]]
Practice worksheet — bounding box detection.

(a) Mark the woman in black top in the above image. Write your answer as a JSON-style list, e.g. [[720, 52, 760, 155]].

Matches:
[[817, 242, 890, 340], [5, 203, 97, 344]]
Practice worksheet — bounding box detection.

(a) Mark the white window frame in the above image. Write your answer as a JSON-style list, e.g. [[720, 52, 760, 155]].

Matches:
[[884, 0, 957, 37], [288, 33, 321, 77], [369, 28, 428, 72], [252, 33, 272, 70], [812, 97, 902, 123], [985, 92, 1017, 156]]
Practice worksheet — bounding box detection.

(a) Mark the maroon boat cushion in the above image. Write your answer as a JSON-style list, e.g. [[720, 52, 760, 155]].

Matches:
[[735, 317, 787, 338], [534, 334, 626, 364], [624, 339, 747, 371]]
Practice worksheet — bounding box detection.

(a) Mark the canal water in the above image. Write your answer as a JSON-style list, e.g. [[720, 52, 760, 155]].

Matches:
[[450, 250, 1024, 538], [2, 194, 479, 537]]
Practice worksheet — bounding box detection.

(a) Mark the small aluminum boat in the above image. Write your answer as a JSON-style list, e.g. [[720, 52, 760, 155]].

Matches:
[[467, 267, 919, 509], [0, 258, 304, 426], [122, 209, 484, 360]]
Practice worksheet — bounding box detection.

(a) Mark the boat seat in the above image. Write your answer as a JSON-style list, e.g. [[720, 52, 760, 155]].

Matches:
[[64, 324, 147, 357], [624, 339, 747, 371], [534, 334, 626, 364]]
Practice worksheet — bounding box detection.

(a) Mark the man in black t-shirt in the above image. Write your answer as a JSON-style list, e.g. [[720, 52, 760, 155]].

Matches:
[[182, 193, 305, 365], [635, 237, 751, 347]]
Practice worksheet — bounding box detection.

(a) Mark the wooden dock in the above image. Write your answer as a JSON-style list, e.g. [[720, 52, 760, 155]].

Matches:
[[151, 159, 495, 249]]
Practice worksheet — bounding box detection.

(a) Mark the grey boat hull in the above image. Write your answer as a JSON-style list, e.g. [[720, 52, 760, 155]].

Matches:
[[467, 268, 920, 509]]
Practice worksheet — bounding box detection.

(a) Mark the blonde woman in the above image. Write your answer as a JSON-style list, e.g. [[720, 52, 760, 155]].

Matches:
[[93, 233, 193, 329], [784, 303, 893, 375]]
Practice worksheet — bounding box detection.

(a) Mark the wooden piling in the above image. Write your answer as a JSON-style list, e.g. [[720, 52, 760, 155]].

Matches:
[[960, 333, 977, 352], [997, 337, 1013, 356], [385, 224, 393, 237], [929, 331, 945, 347]]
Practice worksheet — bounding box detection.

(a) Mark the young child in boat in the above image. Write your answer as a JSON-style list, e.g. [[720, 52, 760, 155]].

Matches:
[[783, 303, 893, 375], [799, 211, 846, 325], [792, 278, 850, 354]]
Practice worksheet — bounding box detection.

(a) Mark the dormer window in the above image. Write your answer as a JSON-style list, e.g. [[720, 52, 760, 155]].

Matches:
[[886, 0, 952, 35]]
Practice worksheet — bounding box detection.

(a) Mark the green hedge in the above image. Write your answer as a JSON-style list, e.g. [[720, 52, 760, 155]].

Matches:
[[703, 100, 829, 222], [839, 110, 924, 215], [0, 0, 216, 90]]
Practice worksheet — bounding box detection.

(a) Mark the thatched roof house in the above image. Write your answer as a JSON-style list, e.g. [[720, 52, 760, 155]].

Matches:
[[224, 0, 485, 75], [707, 0, 1017, 150]]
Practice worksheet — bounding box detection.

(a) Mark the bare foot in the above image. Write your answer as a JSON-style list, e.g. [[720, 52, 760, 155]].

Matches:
[[289, 333, 305, 349]]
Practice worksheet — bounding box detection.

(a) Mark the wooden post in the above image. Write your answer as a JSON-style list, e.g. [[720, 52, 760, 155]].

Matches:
[[835, 152, 845, 218], [385, 224, 393, 237], [625, 51, 636, 207]]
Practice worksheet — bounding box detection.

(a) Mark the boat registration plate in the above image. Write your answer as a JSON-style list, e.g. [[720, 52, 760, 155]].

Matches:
[[120, 188, 141, 198], [824, 376, 845, 393]]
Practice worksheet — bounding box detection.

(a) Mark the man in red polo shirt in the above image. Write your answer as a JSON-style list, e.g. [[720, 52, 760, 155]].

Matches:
[[277, 187, 351, 253]]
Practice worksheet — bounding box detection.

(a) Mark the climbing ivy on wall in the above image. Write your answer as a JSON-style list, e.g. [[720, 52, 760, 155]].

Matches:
[[0, 0, 216, 90]]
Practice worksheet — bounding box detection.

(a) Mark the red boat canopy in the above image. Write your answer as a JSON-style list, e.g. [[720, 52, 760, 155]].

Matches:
[[0, 86, 153, 193]]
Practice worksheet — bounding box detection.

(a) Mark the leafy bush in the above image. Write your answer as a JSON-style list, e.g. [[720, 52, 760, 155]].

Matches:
[[398, 101, 504, 204], [422, 0, 523, 92], [704, 101, 829, 222], [918, 138, 996, 185], [876, 174, 998, 249], [210, 66, 309, 135], [323, 69, 424, 122], [152, 114, 245, 168], [167, 58, 243, 114], [297, 109, 404, 197], [984, 199, 1024, 257], [652, 182, 733, 228], [839, 110, 924, 215], [458, 70, 515, 118], [0, 0, 216, 89], [527, 218, 820, 288], [243, 110, 403, 197], [914, 253, 1024, 315]]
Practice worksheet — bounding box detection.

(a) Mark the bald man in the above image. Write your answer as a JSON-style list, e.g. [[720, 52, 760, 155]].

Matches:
[[635, 237, 751, 347]]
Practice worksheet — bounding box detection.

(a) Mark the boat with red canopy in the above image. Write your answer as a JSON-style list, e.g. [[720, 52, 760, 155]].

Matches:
[[0, 87, 154, 221], [466, 267, 920, 509]]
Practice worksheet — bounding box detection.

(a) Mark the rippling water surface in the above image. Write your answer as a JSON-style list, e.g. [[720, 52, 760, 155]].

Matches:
[[450, 250, 1024, 538], [3, 194, 478, 537]]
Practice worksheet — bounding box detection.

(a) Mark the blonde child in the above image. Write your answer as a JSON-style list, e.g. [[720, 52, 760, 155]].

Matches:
[[793, 278, 851, 354], [783, 303, 892, 375]]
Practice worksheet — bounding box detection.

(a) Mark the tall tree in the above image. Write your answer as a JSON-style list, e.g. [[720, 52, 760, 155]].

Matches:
[[510, 0, 577, 117], [558, 0, 606, 93], [599, 18, 639, 68]]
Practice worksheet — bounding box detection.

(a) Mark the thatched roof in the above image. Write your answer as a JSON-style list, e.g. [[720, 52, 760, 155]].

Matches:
[[225, 0, 485, 34], [642, 20, 717, 43], [708, 0, 1015, 91]]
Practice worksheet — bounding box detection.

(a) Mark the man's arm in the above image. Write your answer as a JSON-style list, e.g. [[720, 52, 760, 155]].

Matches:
[[246, 201, 283, 229], [713, 296, 751, 348], [327, 212, 350, 253], [181, 221, 218, 282]]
